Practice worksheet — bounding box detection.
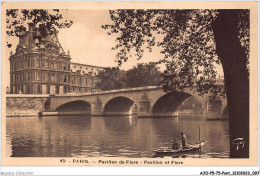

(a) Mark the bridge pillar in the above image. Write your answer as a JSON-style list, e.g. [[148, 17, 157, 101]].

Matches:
[[91, 97, 103, 116], [137, 93, 151, 117], [131, 104, 138, 115], [206, 99, 226, 120]]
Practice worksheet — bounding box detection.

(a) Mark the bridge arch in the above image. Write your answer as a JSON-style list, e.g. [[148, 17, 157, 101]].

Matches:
[[151, 92, 192, 114], [55, 100, 91, 114], [103, 96, 136, 115]]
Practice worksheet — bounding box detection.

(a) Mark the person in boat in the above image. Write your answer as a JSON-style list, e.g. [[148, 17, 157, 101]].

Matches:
[[181, 132, 188, 149], [171, 139, 181, 150]]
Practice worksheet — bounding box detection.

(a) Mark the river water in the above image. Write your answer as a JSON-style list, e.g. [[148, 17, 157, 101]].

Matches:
[[6, 115, 229, 158]]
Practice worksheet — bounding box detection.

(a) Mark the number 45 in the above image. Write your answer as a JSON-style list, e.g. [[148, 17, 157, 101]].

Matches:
[[60, 159, 66, 163]]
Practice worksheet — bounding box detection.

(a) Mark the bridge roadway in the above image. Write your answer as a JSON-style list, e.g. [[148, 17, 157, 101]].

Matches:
[[41, 86, 227, 119]]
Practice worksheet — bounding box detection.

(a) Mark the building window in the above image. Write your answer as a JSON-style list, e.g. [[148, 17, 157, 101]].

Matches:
[[32, 71, 35, 80], [64, 86, 68, 94], [51, 74, 54, 82], [58, 63, 62, 70], [63, 74, 67, 83], [17, 73, 20, 82], [20, 73, 23, 82], [27, 85, 30, 94], [31, 59, 35, 67], [55, 85, 59, 94], [28, 71, 31, 81], [45, 61, 49, 68], [55, 74, 59, 83], [47, 85, 50, 94], [37, 84, 41, 94], [28, 60, 30, 68], [42, 72, 46, 82], [36, 72, 41, 81], [12, 74, 15, 84], [36, 59, 40, 67], [41, 60, 45, 67]]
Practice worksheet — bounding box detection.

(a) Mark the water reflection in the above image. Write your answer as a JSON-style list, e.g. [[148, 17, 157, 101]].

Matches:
[[6, 115, 229, 158]]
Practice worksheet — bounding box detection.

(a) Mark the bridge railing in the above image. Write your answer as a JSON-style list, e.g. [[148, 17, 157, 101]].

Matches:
[[53, 86, 160, 97]]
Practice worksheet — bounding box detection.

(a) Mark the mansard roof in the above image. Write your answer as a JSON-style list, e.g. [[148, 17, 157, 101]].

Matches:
[[15, 28, 66, 56]]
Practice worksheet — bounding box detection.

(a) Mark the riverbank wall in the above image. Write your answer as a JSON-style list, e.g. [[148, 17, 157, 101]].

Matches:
[[6, 94, 50, 117]]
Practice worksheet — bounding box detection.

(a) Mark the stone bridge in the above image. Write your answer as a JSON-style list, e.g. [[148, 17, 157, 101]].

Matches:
[[43, 86, 227, 119]]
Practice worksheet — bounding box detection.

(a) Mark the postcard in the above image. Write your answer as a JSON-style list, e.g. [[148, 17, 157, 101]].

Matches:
[[1, 1, 258, 170]]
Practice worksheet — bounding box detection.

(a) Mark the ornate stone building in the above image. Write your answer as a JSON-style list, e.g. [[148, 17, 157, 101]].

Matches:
[[70, 62, 103, 93], [9, 27, 102, 94]]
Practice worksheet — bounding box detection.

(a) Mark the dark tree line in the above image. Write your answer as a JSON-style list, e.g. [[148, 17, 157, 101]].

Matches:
[[95, 62, 162, 91]]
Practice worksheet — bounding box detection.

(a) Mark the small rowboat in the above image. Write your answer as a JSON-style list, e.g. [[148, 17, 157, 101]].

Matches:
[[153, 141, 207, 155]]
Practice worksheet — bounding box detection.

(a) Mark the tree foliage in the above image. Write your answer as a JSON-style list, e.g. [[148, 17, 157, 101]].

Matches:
[[95, 67, 127, 91], [95, 63, 162, 91], [102, 9, 249, 97], [6, 9, 73, 48], [125, 62, 161, 88]]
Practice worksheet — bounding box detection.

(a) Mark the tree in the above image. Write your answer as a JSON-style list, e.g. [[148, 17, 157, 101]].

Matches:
[[125, 62, 161, 88], [6, 9, 73, 48], [103, 9, 249, 158], [95, 63, 162, 91], [95, 67, 126, 91]]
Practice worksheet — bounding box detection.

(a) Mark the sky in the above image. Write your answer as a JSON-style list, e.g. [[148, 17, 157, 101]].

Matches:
[[6, 9, 165, 70], [5, 9, 224, 85]]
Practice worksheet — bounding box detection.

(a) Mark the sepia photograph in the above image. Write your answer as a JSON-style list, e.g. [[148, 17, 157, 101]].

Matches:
[[1, 1, 258, 170]]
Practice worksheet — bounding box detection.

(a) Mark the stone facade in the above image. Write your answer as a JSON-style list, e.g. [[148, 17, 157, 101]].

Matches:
[[9, 27, 102, 95], [69, 63, 102, 93]]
